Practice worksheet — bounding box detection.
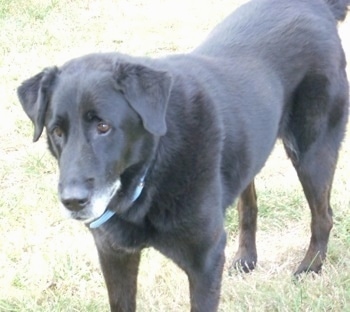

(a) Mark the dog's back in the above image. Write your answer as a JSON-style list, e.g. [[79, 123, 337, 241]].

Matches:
[[196, 0, 349, 52], [195, 0, 348, 87]]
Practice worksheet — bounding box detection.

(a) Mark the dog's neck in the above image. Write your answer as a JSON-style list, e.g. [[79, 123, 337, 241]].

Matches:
[[89, 172, 147, 229]]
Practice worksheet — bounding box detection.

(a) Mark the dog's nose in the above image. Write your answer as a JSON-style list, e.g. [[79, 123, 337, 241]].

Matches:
[[60, 186, 90, 211]]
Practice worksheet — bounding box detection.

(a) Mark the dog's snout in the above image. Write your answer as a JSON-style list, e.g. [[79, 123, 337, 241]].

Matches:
[[62, 195, 89, 211], [60, 184, 91, 212]]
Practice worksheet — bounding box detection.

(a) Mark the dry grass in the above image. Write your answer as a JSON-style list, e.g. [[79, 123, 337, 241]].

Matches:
[[1, 0, 350, 311]]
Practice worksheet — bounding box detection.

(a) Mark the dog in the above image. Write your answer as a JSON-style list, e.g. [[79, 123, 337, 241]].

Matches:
[[17, 0, 349, 311]]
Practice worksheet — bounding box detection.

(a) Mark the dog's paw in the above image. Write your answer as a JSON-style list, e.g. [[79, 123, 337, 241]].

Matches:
[[230, 255, 257, 274], [293, 261, 323, 277]]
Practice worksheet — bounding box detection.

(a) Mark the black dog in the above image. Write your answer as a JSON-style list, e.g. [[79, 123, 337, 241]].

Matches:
[[18, 0, 349, 311]]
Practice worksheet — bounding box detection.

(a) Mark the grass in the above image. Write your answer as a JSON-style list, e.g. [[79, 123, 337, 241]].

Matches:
[[1, 0, 350, 311]]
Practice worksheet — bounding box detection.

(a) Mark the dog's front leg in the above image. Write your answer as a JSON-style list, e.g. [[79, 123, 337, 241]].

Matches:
[[186, 232, 226, 312], [96, 247, 141, 312]]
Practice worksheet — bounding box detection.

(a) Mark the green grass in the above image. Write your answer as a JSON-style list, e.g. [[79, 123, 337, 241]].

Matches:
[[1, 0, 350, 311]]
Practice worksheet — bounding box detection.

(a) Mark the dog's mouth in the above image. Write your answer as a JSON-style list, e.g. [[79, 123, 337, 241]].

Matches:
[[62, 168, 148, 228], [86, 180, 122, 226]]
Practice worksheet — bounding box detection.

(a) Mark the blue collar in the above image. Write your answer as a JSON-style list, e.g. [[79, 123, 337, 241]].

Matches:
[[89, 172, 146, 229]]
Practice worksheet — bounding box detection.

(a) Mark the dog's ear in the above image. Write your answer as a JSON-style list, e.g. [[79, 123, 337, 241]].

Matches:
[[114, 62, 172, 136], [17, 67, 58, 142]]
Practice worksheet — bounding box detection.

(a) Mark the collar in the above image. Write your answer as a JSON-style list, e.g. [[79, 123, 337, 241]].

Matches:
[[89, 171, 147, 229]]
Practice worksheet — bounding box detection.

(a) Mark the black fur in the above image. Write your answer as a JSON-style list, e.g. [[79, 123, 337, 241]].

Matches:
[[18, 0, 349, 311]]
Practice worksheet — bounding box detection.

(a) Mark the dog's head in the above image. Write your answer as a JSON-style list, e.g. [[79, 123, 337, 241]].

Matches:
[[17, 54, 172, 225]]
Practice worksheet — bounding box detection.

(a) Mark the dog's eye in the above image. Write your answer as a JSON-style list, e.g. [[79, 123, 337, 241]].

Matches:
[[53, 126, 64, 137], [97, 121, 111, 134]]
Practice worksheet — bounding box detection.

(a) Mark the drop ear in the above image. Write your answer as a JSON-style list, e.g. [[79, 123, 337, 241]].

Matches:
[[17, 67, 58, 142], [114, 62, 172, 136]]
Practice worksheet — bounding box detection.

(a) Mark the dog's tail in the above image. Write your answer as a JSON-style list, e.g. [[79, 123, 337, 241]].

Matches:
[[324, 0, 350, 21]]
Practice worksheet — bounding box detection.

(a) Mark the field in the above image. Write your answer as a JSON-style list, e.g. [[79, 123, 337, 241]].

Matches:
[[1, 0, 350, 311]]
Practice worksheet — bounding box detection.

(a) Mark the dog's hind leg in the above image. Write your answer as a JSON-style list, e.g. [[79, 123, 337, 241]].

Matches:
[[283, 73, 349, 275], [231, 181, 258, 272]]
